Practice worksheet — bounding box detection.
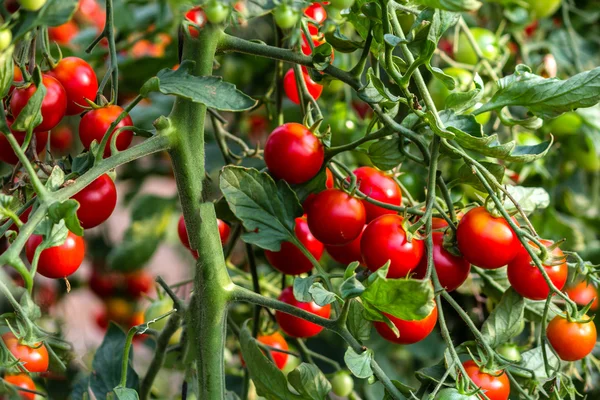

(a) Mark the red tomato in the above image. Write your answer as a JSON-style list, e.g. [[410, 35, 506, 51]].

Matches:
[[566, 282, 599, 311], [89, 269, 120, 298], [456, 207, 520, 269], [130, 40, 165, 58], [48, 57, 98, 115], [257, 332, 289, 369], [462, 360, 510, 400], [507, 240, 567, 301], [72, 174, 117, 229], [50, 124, 73, 152], [374, 303, 437, 344], [413, 232, 471, 292], [218, 219, 231, 245], [25, 231, 85, 279], [547, 314, 597, 361], [0, 130, 48, 165], [265, 216, 323, 275], [304, 3, 327, 24], [125, 270, 153, 298], [48, 21, 79, 45], [361, 214, 424, 278], [79, 105, 134, 157], [325, 224, 365, 265], [10, 74, 67, 132], [306, 189, 366, 245], [264, 122, 324, 185], [283, 68, 323, 104], [10, 65, 24, 94], [95, 310, 109, 330], [2, 332, 49, 373], [3, 373, 36, 400], [353, 167, 402, 222], [186, 6, 207, 38], [275, 286, 331, 338]]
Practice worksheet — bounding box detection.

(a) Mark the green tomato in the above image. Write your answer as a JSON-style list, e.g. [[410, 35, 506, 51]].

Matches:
[[329, 0, 355, 10], [454, 28, 499, 65], [524, 0, 561, 19], [496, 343, 522, 362], [273, 5, 300, 29], [331, 371, 354, 397], [205, 1, 230, 24], [436, 388, 479, 400], [428, 67, 473, 110], [0, 29, 12, 52], [144, 297, 174, 331], [567, 131, 600, 172], [18, 0, 46, 11], [546, 112, 582, 137]]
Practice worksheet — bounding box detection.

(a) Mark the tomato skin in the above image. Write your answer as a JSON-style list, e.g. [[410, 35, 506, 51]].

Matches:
[[325, 224, 365, 265], [48, 57, 98, 116], [79, 105, 134, 158], [0, 130, 48, 165], [205, 0, 229, 24], [361, 214, 424, 278], [462, 360, 510, 400], [144, 297, 174, 331], [264, 122, 324, 185], [48, 21, 79, 45], [304, 3, 326, 24], [258, 332, 289, 369], [50, 125, 73, 152], [89, 269, 120, 298], [2, 332, 49, 373], [566, 282, 599, 311], [456, 207, 520, 269], [72, 174, 117, 229], [25, 231, 85, 279], [331, 371, 354, 397], [454, 28, 499, 65], [10, 74, 67, 132], [3, 373, 36, 400], [302, 168, 334, 210], [413, 232, 470, 292], [546, 314, 597, 361], [329, 0, 355, 9], [353, 167, 402, 222], [265, 216, 324, 275], [507, 240, 567, 301], [374, 303, 437, 345], [283, 68, 323, 105], [547, 112, 581, 136], [275, 287, 331, 338], [273, 5, 299, 29], [125, 271, 153, 298], [306, 189, 366, 245], [496, 343, 522, 362], [186, 6, 207, 38]]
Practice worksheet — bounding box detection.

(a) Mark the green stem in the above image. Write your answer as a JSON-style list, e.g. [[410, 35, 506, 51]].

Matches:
[[119, 327, 137, 387]]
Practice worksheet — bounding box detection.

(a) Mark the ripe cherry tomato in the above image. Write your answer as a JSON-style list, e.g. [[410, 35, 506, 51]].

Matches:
[[125, 270, 153, 298], [353, 166, 402, 222], [0, 130, 48, 165], [304, 3, 326, 24], [265, 216, 324, 275], [3, 373, 36, 400], [186, 6, 207, 38], [2, 332, 49, 373], [283, 68, 323, 105], [306, 189, 366, 245], [374, 303, 437, 344], [301, 33, 334, 59], [264, 122, 324, 185], [325, 224, 365, 265], [428, 67, 473, 110], [25, 231, 85, 279], [79, 105, 134, 158], [48, 21, 79, 45], [48, 57, 98, 116], [546, 314, 597, 361], [331, 371, 354, 397], [454, 28, 499, 65], [50, 125, 73, 152], [72, 174, 117, 229], [258, 332, 289, 369], [274, 5, 299, 29], [456, 207, 520, 270], [524, 0, 561, 19], [205, 0, 229, 24], [565, 282, 599, 311], [462, 360, 510, 400], [275, 286, 331, 338], [361, 215, 424, 278], [10, 74, 67, 132], [507, 240, 567, 301], [413, 232, 471, 292]]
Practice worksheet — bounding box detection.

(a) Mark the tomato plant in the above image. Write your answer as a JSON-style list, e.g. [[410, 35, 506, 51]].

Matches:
[[275, 287, 331, 338], [25, 231, 85, 279], [283, 68, 323, 104], [1, 332, 49, 373], [3, 373, 36, 400]]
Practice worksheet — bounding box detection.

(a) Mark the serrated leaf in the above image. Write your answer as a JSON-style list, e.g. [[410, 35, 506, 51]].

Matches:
[[481, 288, 525, 347], [294, 275, 318, 303], [287, 364, 331, 400], [220, 166, 303, 251], [344, 347, 373, 379], [361, 277, 435, 321], [503, 186, 550, 216], [308, 282, 339, 306], [367, 135, 405, 171], [347, 301, 371, 343], [413, 0, 481, 11]]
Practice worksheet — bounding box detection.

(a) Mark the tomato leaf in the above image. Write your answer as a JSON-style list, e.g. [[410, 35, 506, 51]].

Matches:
[[293, 275, 319, 303], [11, 0, 78, 40], [456, 162, 505, 192], [481, 288, 525, 347], [308, 282, 340, 306], [413, 0, 481, 12], [340, 275, 366, 300], [287, 364, 332, 400], [446, 73, 484, 113], [324, 28, 365, 53], [519, 345, 561, 380], [0, 46, 14, 99], [344, 347, 373, 379], [368, 135, 406, 171], [291, 169, 328, 205], [346, 301, 372, 343], [11, 69, 45, 134], [33, 218, 69, 249], [220, 166, 303, 251], [113, 387, 139, 400], [382, 380, 415, 399], [45, 166, 65, 192], [48, 200, 83, 237], [503, 186, 550, 216]]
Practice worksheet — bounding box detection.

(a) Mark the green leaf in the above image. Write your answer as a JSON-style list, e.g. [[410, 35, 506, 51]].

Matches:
[[45, 166, 65, 192], [33, 218, 69, 249], [344, 347, 373, 379], [0, 46, 14, 99], [361, 277, 435, 321], [293, 275, 319, 303], [287, 364, 332, 400], [346, 301, 371, 343], [340, 276, 366, 300], [11, 0, 78, 40], [48, 200, 83, 237], [113, 387, 139, 400], [503, 186, 549, 216], [519, 345, 560, 380], [312, 43, 334, 71], [358, 68, 401, 104], [457, 162, 505, 192], [145, 60, 257, 112], [446, 73, 484, 112], [220, 166, 303, 251], [324, 28, 365, 53], [416, 361, 449, 384], [292, 169, 328, 205], [477, 65, 600, 119], [382, 380, 416, 399], [308, 282, 339, 306], [368, 135, 405, 171], [481, 288, 525, 347], [11, 69, 45, 134], [413, 0, 481, 12]]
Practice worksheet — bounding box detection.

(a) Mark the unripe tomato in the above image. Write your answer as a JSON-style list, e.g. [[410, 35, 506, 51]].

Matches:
[[462, 360, 510, 400], [275, 287, 331, 338], [105, 297, 134, 325], [565, 282, 599, 311], [264, 122, 324, 184], [144, 297, 174, 331], [331, 371, 354, 397], [0, 130, 48, 165], [546, 112, 581, 136], [0, 29, 12, 51], [361, 214, 424, 278], [48, 21, 79, 45], [283, 68, 323, 104], [524, 0, 561, 19], [265, 216, 324, 275], [352, 166, 402, 222], [3, 373, 36, 400], [257, 332, 289, 369], [507, 240, 567, 301], [428, 67, 473, 110], [50, 125, 73, 152], [186, 6, 207, 38], [456, 207, 520, 270], [413, 232, 471, 292], [205, 0, 229, 24], [26, 231, 85, 279], [329, 0, 355, 10], [18, 0, 46, 11], [72, 174, 117, 229], [2, 332, 49, 373], [48, 57, 99, 116], [546, 314, 597, 361], [125, 270, 153, 298], [10, 74, 67, 132], [374, 303, 437, 344], [306, 189, 366, 245], [454, 28, 499, 65], [79, 105, 134, 158], [325, 224, 365, 265], [274, 5, 300, 29], [496, 343, 522, 362]]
